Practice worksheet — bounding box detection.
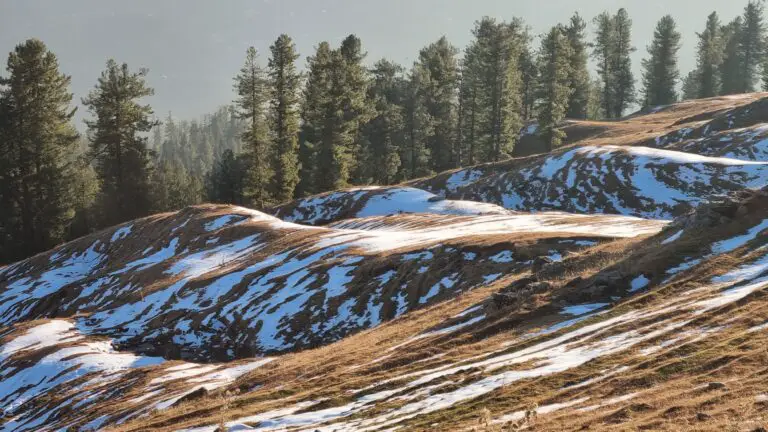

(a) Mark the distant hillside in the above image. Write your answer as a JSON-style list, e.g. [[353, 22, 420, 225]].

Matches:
[[275, 95, 768, 225]]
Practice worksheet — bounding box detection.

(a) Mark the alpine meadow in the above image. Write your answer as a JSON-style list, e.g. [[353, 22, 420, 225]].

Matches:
[[2, 1, 768, 431]]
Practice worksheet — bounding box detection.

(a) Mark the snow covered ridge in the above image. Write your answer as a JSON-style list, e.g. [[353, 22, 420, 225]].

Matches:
[[648, 93, 768, 159], [272, 186, 512, 225], [0, 205, 660, 363], [418, 145, 767, 220], [0, 320, 272, 432]]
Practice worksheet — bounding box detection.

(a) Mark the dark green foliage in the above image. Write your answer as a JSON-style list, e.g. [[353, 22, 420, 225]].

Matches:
[[721, 2, 766, 94], [401, 66, 433, 179], [268, 34, 302, 202], [150, 160, 204, 213], [0, 39, 79, 262], [207, 149, 247, 205], [696, 12, 723, 98], [363, 59, 406, 184], [340, 35, 375, 186], [641, 15, 682, 107], [586, 77, 605, 119], [565, 13, 591, 119], [459, 18, 526, 164], [520, 46, 539, 122], [612, 9, 637, 118], [721, 17, 745, 95], [83, 59, 156, 228], [536, 26, 574, 151], [740, 0, 765, 93], [414, 36, 459, 172], [297, 42, 332, 197], [592, 11, 616, 119], [314, 35, 370, 191], [234, 47, 272, 209], [592, 9, 636, 118], [681, 70, 701, 101]]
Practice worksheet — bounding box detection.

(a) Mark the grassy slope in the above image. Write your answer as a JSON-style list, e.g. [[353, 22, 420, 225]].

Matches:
[[0, 95, 766, 432], [112, 188, 768, 432]]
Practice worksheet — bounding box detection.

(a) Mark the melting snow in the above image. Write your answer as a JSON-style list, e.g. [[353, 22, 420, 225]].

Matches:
[[629, 275, 650, 292], [662, 229, 684, 245], [562, 303, 609, 316], [712, 219, 768, 254]]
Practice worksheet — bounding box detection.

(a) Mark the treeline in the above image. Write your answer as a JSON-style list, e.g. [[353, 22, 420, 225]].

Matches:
[[2, 2, 768, 263]]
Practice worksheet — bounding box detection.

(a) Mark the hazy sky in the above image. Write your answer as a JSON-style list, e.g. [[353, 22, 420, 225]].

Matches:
[[0, 0, 746, 127]]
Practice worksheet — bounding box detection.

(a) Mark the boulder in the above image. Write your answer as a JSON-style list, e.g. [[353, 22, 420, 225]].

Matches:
[[706, 382, 727, 391], [491, 292, 519, 309], [500, 276, 538, 294], [595, 270, 624, 288], [172, 386, 208, 407], [532, 256, 554, 273], [526, 281, 553, 294]]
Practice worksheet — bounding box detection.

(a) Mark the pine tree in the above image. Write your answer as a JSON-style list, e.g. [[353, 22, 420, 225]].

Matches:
[[314, 36, 370, 191], [207, 149, 246, 205], [565, 13, 591, 119], [498, 22, 525, 161], [697, 12, 723, 98], [338, 35, 373, 185], [592, 9, 636, 118], [586, 77, 605, 119], [414, 36, 459, 172], [459, 30, 482, 165], [641, 15, 682, 107], [721, 17, 745, 94], [0, 39, 79, 262], [83, 60, 155, 228], [68, 158, 99, 240], [234, 47, 271, 208], [520, 46, 539, 121], [150, 160, 203, 213], [612, 8, 637, 118], [460, 19, 525, 164], [740, 0, 765, 93], [401, 66, 433, 179], [363, 59, 406, 184], [297, 42, 332, 197], [681, 70, 701, 101], [536, 26, 574, 151], [592, 11, 616, 119], [267, 34, 301, 203]]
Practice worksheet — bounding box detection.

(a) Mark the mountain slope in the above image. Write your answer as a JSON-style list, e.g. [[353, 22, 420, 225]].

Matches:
[[0, 94, 767, 432], [0, 205, 661, 364], [112, 186, 768, 432], [276, 96, 768, 225]]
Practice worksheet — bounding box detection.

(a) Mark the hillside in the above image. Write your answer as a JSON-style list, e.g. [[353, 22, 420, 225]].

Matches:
[[115, 186, 768, 432], [0, 94, 767, 432]]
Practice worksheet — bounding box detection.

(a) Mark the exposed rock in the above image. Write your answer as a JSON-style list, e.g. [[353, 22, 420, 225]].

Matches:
[[172, 387, 209, 407], [565, 276, 585, 289], [532, 256, 554, 273], [499, 276, 538, 294], [594, 270, 624, 288], [707, 382, 727, 391], [491, 292, 519, 309], [526, 281, 553, 294], [696, 412, 712, 421]]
